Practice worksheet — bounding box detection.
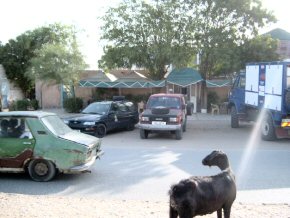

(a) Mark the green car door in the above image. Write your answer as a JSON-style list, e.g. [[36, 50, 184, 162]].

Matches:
[[0, 117, 35, 170]]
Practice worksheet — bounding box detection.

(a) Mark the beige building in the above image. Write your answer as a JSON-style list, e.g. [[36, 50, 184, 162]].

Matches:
[[35, 69, 164, 109], [35, 68, 230, 113], [266, 28, 290, 60]]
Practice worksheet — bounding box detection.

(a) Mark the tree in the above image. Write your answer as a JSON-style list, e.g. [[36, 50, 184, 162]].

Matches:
[[100, 0, 276, 80], [0, 34, 34, 97], [211, 35, 280, 77], [25, 39, 87, 106], [239, 35, 280, 65], [189, 0, 276, 79], [0, 23, 83, 97], [99, 0, 198, 79]]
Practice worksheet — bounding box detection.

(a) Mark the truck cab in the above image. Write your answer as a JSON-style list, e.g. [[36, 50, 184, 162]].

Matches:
[[228, 62, 290, 140]]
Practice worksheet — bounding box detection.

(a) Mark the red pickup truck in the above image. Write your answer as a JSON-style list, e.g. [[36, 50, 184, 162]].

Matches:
[[138, 93, 187, 140]]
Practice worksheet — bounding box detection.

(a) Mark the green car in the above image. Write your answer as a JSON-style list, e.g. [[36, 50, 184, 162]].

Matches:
[[0, 111, 103, 182]]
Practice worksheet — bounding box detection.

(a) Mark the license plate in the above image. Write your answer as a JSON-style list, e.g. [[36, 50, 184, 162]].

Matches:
[[152, 121, 166, 125], [282, 119, 290, 122]]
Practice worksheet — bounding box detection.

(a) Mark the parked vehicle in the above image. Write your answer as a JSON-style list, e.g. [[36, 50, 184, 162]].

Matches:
[[138, 93, 187, 140], [0, 111, 103, 182], [228, 61, 290, 140], [64, 97, 139, 138]]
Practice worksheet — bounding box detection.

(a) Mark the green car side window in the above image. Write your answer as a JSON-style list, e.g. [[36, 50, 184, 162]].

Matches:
[[0, 118, 33, 139], [0, 119, 9, 138]]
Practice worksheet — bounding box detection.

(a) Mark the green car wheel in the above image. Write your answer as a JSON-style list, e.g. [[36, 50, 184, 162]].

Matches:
[[28, 159, 56, 182]]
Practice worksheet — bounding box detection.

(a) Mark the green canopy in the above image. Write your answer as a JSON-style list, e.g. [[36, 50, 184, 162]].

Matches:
[[79, 67, 204, 88], [166, 68, 203, 87], [206, 80, 232, 88], [79, 80, 165, 88]]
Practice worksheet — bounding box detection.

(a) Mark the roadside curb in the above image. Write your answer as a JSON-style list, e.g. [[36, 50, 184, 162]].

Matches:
[[188, 113, 230, 121]]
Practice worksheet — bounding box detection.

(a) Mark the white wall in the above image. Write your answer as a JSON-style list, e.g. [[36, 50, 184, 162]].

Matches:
[[0, 64, 24, 104]]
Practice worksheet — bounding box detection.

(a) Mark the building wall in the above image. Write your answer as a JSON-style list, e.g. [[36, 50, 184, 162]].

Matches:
[[75, 87, 96, 106], [277, 40, 290, 59], [35, 81, 61, 108], [36, 82, 100, 108], [119, 87, 164, 96], [0, 64, 24, 107], [207, 86, 231, 103]]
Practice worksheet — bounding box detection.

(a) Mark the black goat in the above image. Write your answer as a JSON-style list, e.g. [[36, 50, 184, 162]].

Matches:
[[169, 150, 236, 218]]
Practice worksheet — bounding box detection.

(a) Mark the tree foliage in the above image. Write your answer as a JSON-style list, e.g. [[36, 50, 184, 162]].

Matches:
[[239, 35, 280, 65], [99, 0, 276, 79], [191, 0, 276, 78], [212, 35, 280, 77], [99, 0, 198, 79], [0, 23, 86, 97], [26, 39, 87, 94]]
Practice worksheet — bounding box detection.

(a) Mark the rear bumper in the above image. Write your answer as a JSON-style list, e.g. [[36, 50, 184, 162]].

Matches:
[[64, 150, 104, 173], [138, 123, 181, 131], [276, 128, 290, 139]]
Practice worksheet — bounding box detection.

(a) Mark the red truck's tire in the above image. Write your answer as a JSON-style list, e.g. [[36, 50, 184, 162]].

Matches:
[[140, 129, 149, 139]]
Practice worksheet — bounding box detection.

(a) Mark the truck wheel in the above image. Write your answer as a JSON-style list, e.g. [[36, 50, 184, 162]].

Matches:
[[140, 129, 148, 139], [95, 124, 106, 138], [182, 121, 187, 132], [231, 106, 239, 128], [28, 159, 56, 182], [176, 129, 183, 140], [261, 114, 276, 141]]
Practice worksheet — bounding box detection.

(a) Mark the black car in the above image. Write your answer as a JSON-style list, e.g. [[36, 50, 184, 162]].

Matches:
[[64, 99, 139, 138]]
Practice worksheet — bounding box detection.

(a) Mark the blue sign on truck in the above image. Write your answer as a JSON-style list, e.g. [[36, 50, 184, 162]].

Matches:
[[228, 61, 290, 140]]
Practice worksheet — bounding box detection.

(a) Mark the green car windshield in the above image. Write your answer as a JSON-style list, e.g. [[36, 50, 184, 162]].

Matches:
[[41, 115, 72, 136]]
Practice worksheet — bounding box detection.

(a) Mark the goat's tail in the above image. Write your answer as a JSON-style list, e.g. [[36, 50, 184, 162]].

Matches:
[[169, 179, 196, 199]]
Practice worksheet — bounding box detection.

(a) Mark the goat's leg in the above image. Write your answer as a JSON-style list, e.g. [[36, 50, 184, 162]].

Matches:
[[169, 205, 178, 218], [223, 205, 232, 218], [178, 211, 192, 218], [217, 208, 222, 218]]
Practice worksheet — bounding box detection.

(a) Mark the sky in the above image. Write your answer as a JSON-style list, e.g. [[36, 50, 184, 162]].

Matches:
[[0, 0, 289, 69]]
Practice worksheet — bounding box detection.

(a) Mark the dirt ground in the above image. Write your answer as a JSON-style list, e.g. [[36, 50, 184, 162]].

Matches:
[[0, 193, 289, 218]]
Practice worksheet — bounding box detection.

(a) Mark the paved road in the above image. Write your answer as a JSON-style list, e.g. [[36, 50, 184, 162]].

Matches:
[[1, 113, 290, 204]]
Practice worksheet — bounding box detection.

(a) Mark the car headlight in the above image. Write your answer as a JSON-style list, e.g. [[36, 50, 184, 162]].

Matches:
[[169, 117, 178, 122], [83, 121, 95, 125], [63, 120, 69, 124], [141, 116, 149, 122]]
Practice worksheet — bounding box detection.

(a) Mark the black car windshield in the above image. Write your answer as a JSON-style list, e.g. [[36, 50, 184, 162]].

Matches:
[[82, 102, 111, 115], [147, 96, 181, 109]]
